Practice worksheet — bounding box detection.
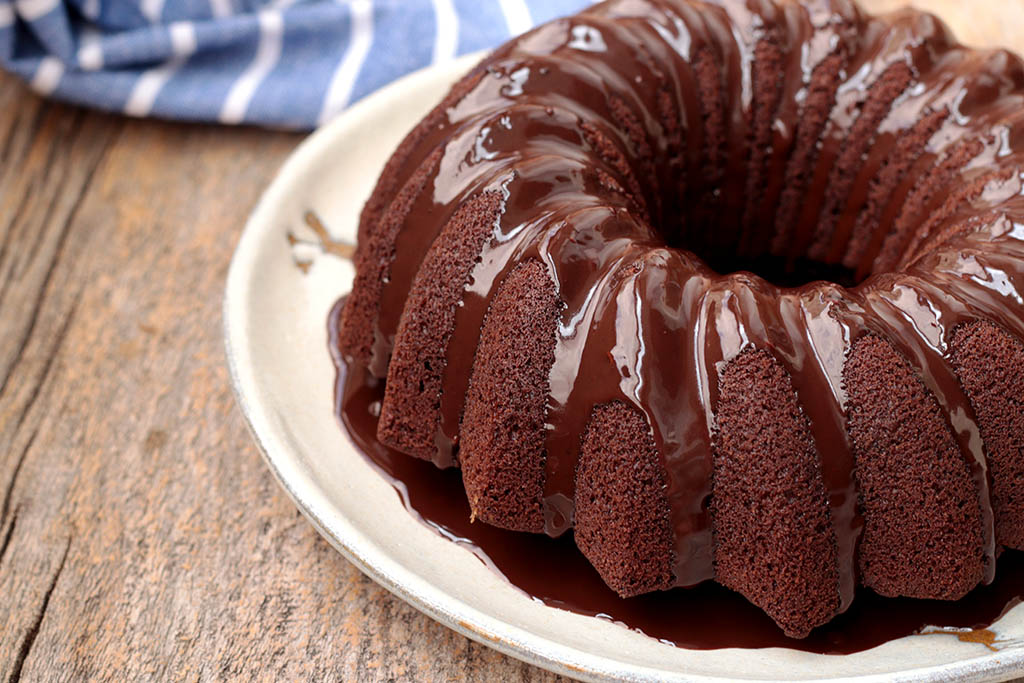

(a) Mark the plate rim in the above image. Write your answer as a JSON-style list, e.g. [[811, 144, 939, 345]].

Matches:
[[223, 52, 1024, 683]]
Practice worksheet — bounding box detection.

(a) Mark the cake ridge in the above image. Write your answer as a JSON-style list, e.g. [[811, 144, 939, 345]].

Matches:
[[538, 231, 657, 535], [858, 277, 997, 580], [416, 163, 645, 461], [460, 257, 557, 533], [950, 319, 1024, 551], [437, 202, 653, 457], [838, 106, 949, 270], [712, 346, 842, 637], [873, 138, 988, 274], [802, 60, 914, 261], [845, 333, 987, 599], [789, 6, 946, 263], [576, 400, 676, 597], [376, 151, 642, 360], [839, 41, 979, 265], [697, 278, 859, 609]]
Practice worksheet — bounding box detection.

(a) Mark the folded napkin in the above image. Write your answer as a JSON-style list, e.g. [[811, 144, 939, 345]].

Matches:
[[0, 0, 592, 128]]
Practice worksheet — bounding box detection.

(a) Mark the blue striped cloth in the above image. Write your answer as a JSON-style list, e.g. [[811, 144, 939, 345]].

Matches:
[[0, 0, 592, 128]]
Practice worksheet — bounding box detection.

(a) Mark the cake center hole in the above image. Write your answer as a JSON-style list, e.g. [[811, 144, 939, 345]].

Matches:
[[649, 197, 868, 289], [694, 248, 862, 289]]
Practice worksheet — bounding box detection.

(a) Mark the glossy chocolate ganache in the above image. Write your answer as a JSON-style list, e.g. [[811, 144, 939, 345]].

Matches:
[[334, 348, 1024, 653], [331, 0, 1024, 643]]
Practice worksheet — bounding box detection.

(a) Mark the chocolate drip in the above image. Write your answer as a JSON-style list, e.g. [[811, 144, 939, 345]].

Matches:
[[333, 0, 1024, 634], [333, 350, 1024, 652]]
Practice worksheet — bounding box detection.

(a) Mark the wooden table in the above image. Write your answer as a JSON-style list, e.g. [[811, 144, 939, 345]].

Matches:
[[1, 1, 1020, 679]]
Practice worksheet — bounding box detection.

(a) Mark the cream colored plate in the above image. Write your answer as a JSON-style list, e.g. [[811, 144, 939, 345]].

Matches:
[[224, 52, 1024, 682]]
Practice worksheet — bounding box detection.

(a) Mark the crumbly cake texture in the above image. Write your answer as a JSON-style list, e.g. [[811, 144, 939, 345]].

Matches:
[[845, 334, 985, 599], [712, 349, 840, 637], [460, 259, 556, 533], [335, 0, 1024, 638]]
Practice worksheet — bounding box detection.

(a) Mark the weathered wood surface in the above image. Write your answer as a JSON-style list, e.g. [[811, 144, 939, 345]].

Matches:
[[0, 83, 568, 682], [0, 1, 1019, 680]]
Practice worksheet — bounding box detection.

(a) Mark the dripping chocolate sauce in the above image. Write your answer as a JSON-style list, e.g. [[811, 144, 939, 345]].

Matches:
[[331, 300, 1024, 654]]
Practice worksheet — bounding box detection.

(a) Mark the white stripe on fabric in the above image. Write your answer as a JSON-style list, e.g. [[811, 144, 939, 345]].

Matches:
[[168, 20, 197, 54], [124, 21, 196, 117], [209, 0, 231, 19], [0, 3, 15, 28], [77, 26, 103, 70], [80, 0, 99, 20], [219, 10, 284, 124], [30, 56, 64, 94], [0, 2, 15, 28], [431, 0, 457, 64], [497, 0, 531, 36], [140, 0, 165, 23], [15, 0, 58, 21], [317, 0, 373, 125]]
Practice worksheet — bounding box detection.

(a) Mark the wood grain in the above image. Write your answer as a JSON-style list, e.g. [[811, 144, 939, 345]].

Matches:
[[0, 1, 1021, 680], [0, 80, 568, 682]]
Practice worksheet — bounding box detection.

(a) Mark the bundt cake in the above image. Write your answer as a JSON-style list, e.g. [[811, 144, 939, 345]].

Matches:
[[334, 0, 1024, 638]]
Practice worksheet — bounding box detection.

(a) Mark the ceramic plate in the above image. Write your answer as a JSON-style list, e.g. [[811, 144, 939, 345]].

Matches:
[[224, 52, 1024, 682]]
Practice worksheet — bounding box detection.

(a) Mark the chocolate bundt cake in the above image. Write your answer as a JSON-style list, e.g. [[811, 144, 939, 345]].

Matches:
[[335, 0, 1024, 638]]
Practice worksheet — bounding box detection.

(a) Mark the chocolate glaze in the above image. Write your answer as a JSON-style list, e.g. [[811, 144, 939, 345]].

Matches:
[[333, 0, 1024, 636], [334, 350, 1024, 653]]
